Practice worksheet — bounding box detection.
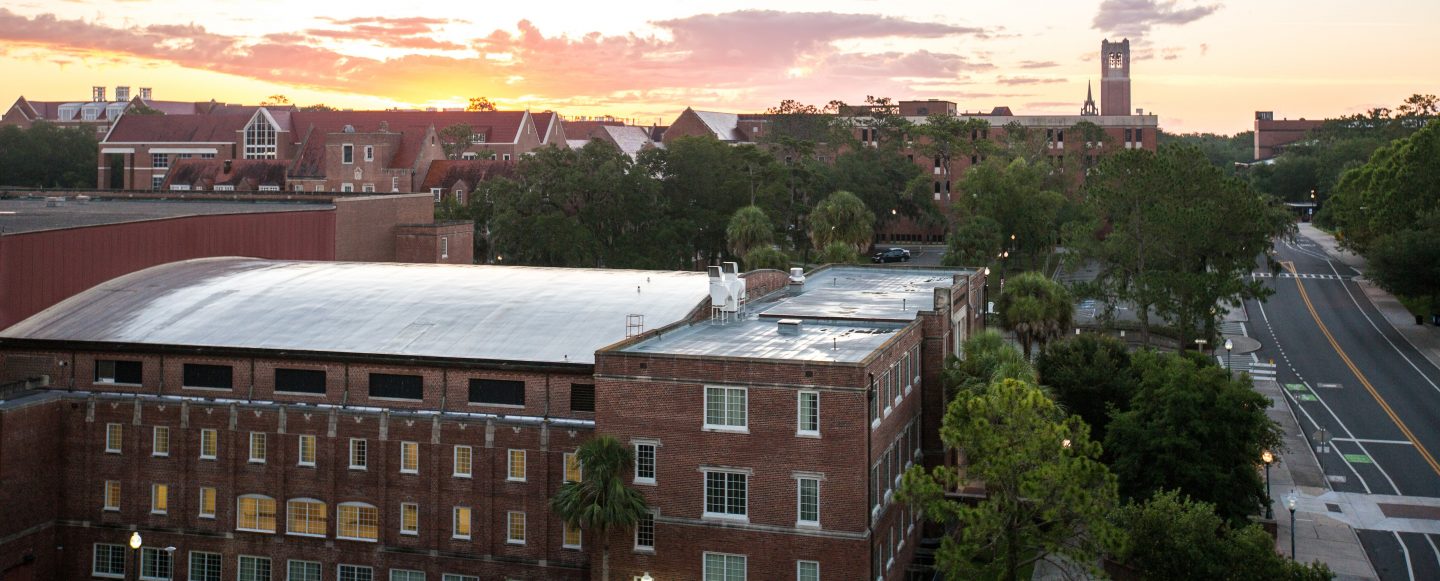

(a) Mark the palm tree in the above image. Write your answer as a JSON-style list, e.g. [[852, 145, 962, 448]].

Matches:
[[996, 271, 1074, 358], [550, 435, 649, 581], [727, 205, 774, 257]]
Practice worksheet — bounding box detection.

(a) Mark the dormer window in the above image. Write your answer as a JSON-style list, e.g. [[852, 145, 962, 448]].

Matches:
[[244, 111, 278, 159]]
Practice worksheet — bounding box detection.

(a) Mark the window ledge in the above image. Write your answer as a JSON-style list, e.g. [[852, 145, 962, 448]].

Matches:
[[103, 507, 119, 512], [400, 469, 418, 475], [562, 544, 582, 550], [506, 540, 526, 546], [247, 459, 266, 465], [453, 535, 471, 541], [796, 521, 821, 529], [182, 385, 233, 392], [236, 528, 275, 534], [701, 425, 750, 434], [634, 479, 656, 486], [200, 456, 216, 461], [348, 466, 368, 471], [336, 536, 378, 543], [506, 477, 527, 483], [199, 514, 215, 520], [467, 402, 525, 409], [298, 462, 316, 468], [151, 453, 169, 458], [795, 431, 821, 439], [453, 473, 473, 479], [701, 513, 749, 524], [95, 381, 142, 387], [634, 547, 656, 555], [286, 532, 326, 539]]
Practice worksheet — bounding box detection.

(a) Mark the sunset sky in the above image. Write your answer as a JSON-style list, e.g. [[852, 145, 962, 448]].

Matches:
[[1, 0, 1435, 134]]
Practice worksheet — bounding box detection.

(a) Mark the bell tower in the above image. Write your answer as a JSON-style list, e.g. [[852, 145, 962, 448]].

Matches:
[[1100, 38, 1131, 116]]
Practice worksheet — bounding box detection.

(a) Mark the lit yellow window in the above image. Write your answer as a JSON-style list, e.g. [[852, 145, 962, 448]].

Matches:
[[453, 506, 471, 539], [453, 445, 472, 477], [564, 452, 582, 483], [237, 495, 277, 533], [507, 449, 526, 481], [199, 487, 216, 517], [105, 423, 123, 453], [103, 480, 121, 511], [507, 511, 526, 544], [338, 503, 378, 541], [563, 521, 582, 548], [151, 484, 168, 514], [298, 434, 316, 466], [400, 441, 419, 474], [286, 499, 328, 536], [249, 432, 266, 463], [400, 503, 419, 535], [200, 429, 217, 459]]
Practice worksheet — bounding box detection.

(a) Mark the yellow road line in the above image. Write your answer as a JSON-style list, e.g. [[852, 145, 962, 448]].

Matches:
[[1283, 261, 1440, 478]]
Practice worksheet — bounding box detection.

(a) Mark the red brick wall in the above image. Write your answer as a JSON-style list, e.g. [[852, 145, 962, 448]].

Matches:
[[0, 395, 64, 581], [332, 194, 432, 262], [661, 109, 718, 145], [395, 222, 475, 264]]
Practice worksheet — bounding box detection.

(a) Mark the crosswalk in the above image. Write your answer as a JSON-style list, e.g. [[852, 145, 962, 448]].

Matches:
[[1246, 361, 1277, 381], [1250, 272, 1348, 280]]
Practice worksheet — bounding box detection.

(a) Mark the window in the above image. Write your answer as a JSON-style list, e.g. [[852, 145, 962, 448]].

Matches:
[[298, 434, 317, 466], [338, 503, 379, 541], [634, 442, 656, 485], [287, 499, 328, 537], [570, 383, 595, 412], [391, 176, 399, 192], [704, 552, 747, 581], [390, 571, 424, 581], [105, 423, 123, 453], [369, 373, 423, 400], [564, 452, 582, 482], [275, 368, 326, 394], [189, 552, 222, 581], [362, 183, 374, 193], [453, 506, 471, 539], [93, 543, 127, 578], [797, 560, 820, 581], [152, 153, 170, 169], [343, 145, 354, 164], [634, 511, 655, 551], [200, 429, 217, 459], [151, 483, 169, 514], [401, 503, 419, 535], [338, 565, 373, 581], [152, 426, 170, 456], [453, 445, 472, 477], [201, 152, 216, 160], [506, 511, 526, 544], [103, 480, 121, 511], [341, 183, 353, 192], [469, 378, 524, 406], [704, 386, 747, 430], [502, 153, 511, 161], [704, 470, 748, 519], [249, 432, 267, 463], [797, 391, 819, 436], [199, 487, 216, 518], [238, 495, 278, 533], [400, 441, 419, 474], [96, 359, 142, 384], [238, 556, 271, 581], [152, 175, 164, 190], [288, 561, 322, 581], [797, 477, 820, 527], [507, 449, 526, 481], [350, 439, 368, 469], [563, 521, 582, 549], [244, 113, 278, 159], [364, 145, 374, 161], [141, 547, 173, 580], [455, 189, 465, 203], [431, 188, 442, 202], [214, 185, 234, 192], [1135, 128, 1143, 142], [440, 237, 449, 259], [183, 364, 233, 390]]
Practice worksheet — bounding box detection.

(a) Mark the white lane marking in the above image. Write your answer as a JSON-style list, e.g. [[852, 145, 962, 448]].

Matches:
[[1397, 531, 1416, 581], [1333, 438, 1416, 446]]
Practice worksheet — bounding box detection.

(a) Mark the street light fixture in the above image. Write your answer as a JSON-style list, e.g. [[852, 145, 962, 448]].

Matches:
[[1262, 451, 1275, 519], [128, 532, 142, 581], [1224, 338, 1234, 374], [1287, 491, 1299, 558]]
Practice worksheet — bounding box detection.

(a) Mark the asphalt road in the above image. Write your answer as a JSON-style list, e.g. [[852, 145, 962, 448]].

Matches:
[[1248, 232, 1440, 580]]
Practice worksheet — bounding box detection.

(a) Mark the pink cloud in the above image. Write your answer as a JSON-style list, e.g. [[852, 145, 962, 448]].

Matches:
[[1092, 0, 1220, 39]]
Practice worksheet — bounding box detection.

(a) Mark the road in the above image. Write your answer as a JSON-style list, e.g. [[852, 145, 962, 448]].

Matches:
[[1246, 231, 1440, 580]]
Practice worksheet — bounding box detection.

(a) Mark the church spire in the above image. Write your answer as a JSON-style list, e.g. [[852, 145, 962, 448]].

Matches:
[[1081, 80, 1099, 116]]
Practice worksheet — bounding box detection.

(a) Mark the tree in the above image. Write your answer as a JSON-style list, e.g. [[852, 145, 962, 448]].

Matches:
[[1035, 334, 1135, 444], [550, 435, 649, 581], [261, 94, 290, 106], [299, 103, 337, 112], [439, 124, 476, 160], [466, 97, 497, 112], [1104, 350, 1282, 524], [814, 241, 859, 264], [809, 190, 875, 253], [726, 205, 774, 257], [743, 247, 790, 271], [957, 157, 1065, 269], [0, 122, 97, 188], [127, 103, 163, 116], [995, 272, 1073, 358], [1367, 212, 1440, 318], [900, 377, 1119, 581], [943, 330, 1039, 397], [942, 215, 1003, 267]]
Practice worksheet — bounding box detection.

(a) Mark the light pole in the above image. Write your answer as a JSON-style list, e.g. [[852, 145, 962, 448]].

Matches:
[[1287, 492, 1299, 558], [1224, 338, 1234, 375], [128, 531, 141, 581], [982, 267, 991, 330], [1262, 450, 1275, 519]]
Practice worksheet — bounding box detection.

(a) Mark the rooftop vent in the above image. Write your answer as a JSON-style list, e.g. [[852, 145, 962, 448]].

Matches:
[[139, 87, 152, 100], [777, 319, 802, 336], [115, 86, 130, 101], [789, 267, 805, 284], [342, 125, 356, 133]]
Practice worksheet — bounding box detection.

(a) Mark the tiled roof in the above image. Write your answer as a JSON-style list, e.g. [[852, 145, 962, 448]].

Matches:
[[562, 120, 625, 137], [163, 159, 289, 190], [288, 111, 527, 177], [534, 111, 561, 144], [419, 159, 519, 191], [105, 111, 252, 143]]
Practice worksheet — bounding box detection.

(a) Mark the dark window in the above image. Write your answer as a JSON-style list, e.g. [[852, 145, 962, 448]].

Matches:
[[183, 364, 233, 389], [469, 379, 525, 406], [369, 373, 423, 400], [96, 360, 142, 384], [275, 368, 326, 394], [1125, 128, 1133, 142], [570, 384, 595, 412], [1134, 129, 1143, 142]]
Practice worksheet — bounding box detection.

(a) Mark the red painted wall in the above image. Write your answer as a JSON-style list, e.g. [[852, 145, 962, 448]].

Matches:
[[0, 210, 335, 330]]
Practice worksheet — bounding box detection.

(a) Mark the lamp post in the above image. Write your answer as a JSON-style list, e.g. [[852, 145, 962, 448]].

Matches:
[[982, 267, 991, 330], [128, 531, 141, 581], [1262, 451, 1275, 519], [1287, 492, 1299, 558], [1224, 338, 1234, 375]]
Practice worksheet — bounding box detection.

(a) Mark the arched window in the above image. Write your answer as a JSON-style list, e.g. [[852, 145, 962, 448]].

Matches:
[[244, 112, 278, 159], [236, 494, 277, 533], [337, 502, 379, 541], [286, 498, 328, 537]]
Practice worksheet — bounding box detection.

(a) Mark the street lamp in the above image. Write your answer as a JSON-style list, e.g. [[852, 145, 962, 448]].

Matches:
[[1224, 338, 1234, 374], [1262, 450, 1275, 519], [128, 532, 141, 581], [1287, 491, 1299, 558], [982, 267, 991, 330]]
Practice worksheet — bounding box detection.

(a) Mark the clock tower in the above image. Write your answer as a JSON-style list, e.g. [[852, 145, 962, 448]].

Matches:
[[1100, 38, 1131, 116]]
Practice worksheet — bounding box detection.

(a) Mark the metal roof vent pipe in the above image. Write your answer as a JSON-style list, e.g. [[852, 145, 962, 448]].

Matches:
[[788, 267, 806, 295], [223, 159, 233, 174], [777, 319, 802, 336]]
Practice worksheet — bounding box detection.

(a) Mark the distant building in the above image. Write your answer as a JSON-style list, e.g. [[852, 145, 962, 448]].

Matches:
[[418, 159, 519, 204], [1253, 111, 1325, 160], [1100, 39, 1132, 116], [1, 86, 232, 138]]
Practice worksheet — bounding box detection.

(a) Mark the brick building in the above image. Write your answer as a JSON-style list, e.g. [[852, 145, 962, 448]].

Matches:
[[1, 86, 232, 138], [1252, 111, 1325, 161], [0, 259, 984, 580]]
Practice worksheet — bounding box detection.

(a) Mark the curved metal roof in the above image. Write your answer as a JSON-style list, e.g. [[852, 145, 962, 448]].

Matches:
[[2, 258, 709, 365]]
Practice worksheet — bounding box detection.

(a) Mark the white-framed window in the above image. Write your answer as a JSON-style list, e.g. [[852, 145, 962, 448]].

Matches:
[[244, 111, 278, 159], [364, 145, 374, 162], [431, 188, 442, 202], [298, 434, 316, 466], [452, 506, 471, 539], [882, 371, 892, 415], [152, 153, 170, 169], [237, 494, 278, 533], [400, 441, 419, 474], [103, 480, 121, 511], [341, 183, 354, 193], [796, 475, 821, 527], [506, 511, 526, 544], [361, 183, 375, 192], [703, 552, 747, 581], [200, 428, 217, 459], [287, 498, 328, 537], [214, 185, 235, 192], [634, 510, 655, 552], [390, 570, 424, 581], [237, 555, 271, 581], [703, 468, 748, 520], [391, 176, 399, 192], [293, 184, 305, 192], [442, 575, 478, 581], [152, 175, 164, 190], [343, 144, 354, 164], [453, 445, 472, 477], [349, 438, 368, 470], [338, 565, 373, 581], [288, 560, 322, 581], [199, 486, 216, 518], [440, 237, 449, 260], [797, 391, 820, 437], [338, 502, 379, 541], [704, 386, 748, 431], [507, 449, 526, 481], [189, 551, 222, 581], [502, 153, 511, 161], [455, 189, 465, 203], [151, 483, 169, 514], [151, 426, 171, 457], [93, 543, 127, 578], [258, 184, 280, 192], [797, 560, 820, 581], [105, 423, 123, 453], [562, 521, 582, 549], [249, 432, 266, 463], [400, 502, 419, 535], [912, 345, 921, 384], [140, 546, 173, 580], [563, 452, 582, 483], [634, 441, 657, 485]]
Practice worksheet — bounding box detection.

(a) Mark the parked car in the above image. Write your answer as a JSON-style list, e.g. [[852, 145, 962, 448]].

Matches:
[[871, 248, 911, 263]]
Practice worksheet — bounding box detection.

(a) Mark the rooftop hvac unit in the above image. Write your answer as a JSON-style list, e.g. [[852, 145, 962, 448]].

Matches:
[[708, 263, 747, 322], [777, 319, 802, 336]]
